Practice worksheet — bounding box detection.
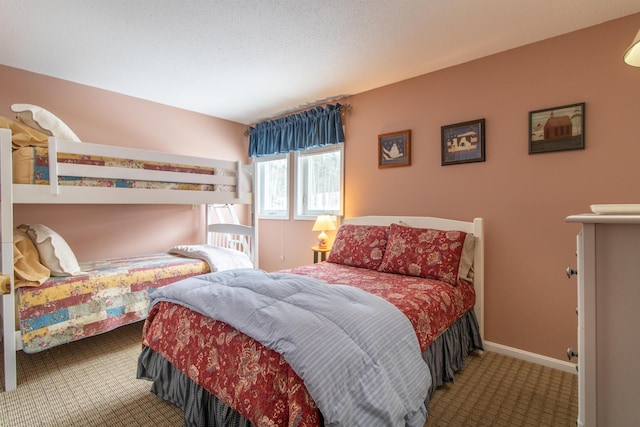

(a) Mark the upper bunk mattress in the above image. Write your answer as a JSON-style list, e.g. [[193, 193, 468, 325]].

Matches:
[[12, 146, 234, 191]]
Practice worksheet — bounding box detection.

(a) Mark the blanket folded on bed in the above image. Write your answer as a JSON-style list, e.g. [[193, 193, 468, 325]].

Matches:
[[149, 268, 430, 427], [169, 244, 253, 272], [5, 229, 50, 294]]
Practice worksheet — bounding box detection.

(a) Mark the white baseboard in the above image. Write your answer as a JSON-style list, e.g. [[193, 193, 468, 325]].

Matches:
[[483, 341, 577, 374]]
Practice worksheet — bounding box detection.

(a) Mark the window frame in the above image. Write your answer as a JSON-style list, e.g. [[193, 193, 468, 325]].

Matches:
[[255, 153, 290, 220], [293, 143, 344, 220]]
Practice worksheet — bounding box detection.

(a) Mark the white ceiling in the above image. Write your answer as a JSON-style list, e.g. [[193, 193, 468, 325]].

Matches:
[[2, 1, 639, 125]]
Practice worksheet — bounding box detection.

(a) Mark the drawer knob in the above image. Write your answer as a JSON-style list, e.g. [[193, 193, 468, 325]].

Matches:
[[567, 347, 578, 360], [566, 266, 578, 278]]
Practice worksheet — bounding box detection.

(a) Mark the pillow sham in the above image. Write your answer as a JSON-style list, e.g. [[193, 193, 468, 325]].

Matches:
[[18, 224, 82, 277], [170, 244, 253, 272], [11, 104, 81, 142], [398, 220, 475, 283], [378, 223, 467, 285], [0, 116, 49, 148], [327, 224, 389, 270], [458, 233, 476, 283]]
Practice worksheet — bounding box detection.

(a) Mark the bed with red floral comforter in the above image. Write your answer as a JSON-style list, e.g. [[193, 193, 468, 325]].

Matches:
[[139, 265, 478, 426], [137, 220, 484, 427]]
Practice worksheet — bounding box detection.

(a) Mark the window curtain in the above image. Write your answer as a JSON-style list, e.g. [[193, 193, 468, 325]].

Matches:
[[248, 103, 345, 157]]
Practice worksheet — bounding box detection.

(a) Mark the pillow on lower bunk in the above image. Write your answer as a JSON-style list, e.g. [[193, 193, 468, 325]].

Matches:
[[326, 224, 389, 270], [170, 244, 253, 272], [11, 104, 81, 142], [378, 223, 467, 285], [18, 224, 82, 277]]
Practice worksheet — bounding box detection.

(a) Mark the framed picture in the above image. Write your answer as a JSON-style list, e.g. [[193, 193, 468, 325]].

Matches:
[[441, 119, 485, 166], [378, 130, 411, 168], [529, 102, 585, 154]]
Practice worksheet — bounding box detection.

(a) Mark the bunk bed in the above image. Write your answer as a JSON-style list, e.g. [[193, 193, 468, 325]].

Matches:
[[0, 126, 256, 392], [137, 215, 484, 426]]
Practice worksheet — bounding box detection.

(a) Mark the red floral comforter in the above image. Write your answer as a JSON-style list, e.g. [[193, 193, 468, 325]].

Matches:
[[141, 262, 475, 426]]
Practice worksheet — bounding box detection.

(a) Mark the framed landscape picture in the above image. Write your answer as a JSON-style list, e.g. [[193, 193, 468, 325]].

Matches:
[[441, 119, 485, 166], [529, 103, 585, 154]]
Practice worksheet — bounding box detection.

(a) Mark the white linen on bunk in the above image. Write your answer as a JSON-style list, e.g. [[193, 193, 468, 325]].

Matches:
[[169, 244, 253, 272]]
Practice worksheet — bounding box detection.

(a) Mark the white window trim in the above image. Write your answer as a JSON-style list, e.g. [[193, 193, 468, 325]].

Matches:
[[255, 154, 290, 220], [293, 143, 344, 220]]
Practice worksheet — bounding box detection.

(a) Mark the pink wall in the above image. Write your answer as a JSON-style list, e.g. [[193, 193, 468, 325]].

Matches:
[[3, 12, 639, 361], [258, 13, 640, 360], [0, 65, 248, 260]]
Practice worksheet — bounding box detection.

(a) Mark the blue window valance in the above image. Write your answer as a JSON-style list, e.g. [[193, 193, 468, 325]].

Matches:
[[248, 103, 345, 157]]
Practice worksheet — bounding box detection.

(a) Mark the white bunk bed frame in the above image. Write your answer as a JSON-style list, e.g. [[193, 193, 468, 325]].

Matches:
[[0, 129, 256, 391]]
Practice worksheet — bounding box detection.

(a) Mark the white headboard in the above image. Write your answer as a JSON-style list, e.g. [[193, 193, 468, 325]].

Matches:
[[343, 215, 484, 338]]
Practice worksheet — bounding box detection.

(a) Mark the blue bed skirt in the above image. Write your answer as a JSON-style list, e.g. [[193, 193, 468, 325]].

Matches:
[[137, 309, 483, 426]]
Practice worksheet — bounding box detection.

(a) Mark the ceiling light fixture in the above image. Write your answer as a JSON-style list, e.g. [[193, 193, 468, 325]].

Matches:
[[623, 28, 640, 67]]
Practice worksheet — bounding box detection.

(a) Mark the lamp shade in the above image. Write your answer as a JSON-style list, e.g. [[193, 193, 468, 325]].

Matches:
[[624, 28, 640, 67], [312, 215, 336, 232]]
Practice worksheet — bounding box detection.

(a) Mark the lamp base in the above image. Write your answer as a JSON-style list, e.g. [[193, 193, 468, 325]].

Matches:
[[317, 231, 328, 249]]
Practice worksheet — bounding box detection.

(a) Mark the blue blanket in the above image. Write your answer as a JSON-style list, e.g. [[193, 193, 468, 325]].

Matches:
[[149, 268, 430, 426]]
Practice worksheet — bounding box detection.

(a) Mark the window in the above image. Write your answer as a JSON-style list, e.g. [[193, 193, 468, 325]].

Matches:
[[255, 144, 343, 220], [256, 154, 289, 219], [294, 144, 343, 219]]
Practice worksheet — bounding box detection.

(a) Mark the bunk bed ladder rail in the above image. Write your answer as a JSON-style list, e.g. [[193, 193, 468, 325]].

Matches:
[[0, 128, 18, 391]]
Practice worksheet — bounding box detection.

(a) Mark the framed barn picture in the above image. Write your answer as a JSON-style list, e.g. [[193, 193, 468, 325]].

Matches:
[[529, 103, 585, 154]]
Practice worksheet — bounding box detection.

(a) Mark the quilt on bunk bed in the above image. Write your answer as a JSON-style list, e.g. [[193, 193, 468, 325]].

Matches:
[[137, 222, 484, 427], [12, 145, 234, 191], [2, 112, 236, 191], [18, 253, 211, 353]]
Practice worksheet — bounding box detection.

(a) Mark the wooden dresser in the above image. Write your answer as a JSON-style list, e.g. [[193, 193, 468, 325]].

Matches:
[[566, 211, 640, 427]]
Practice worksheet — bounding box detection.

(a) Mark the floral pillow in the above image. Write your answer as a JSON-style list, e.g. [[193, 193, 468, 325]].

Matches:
[[327, 224, 389, 270], [378, 223, 467, 285]]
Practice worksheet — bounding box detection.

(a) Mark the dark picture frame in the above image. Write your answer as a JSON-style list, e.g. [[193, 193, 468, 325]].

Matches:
[[529, 102, 585, 154], [378, 130, 411, 168], [441, 119, 485, 166]]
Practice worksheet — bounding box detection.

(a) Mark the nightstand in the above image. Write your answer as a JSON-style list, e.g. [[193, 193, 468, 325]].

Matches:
[[310, 246, 331, 263]]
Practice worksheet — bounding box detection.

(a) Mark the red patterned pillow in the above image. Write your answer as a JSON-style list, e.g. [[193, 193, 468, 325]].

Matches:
[[327, 224, 389, 270], [378, 223, 467, 285]]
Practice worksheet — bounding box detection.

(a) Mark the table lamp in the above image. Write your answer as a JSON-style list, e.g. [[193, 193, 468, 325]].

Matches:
[[312, 215, 336, 249]]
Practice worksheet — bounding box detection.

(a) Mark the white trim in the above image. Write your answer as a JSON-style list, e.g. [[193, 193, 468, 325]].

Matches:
[[483, 341, 577, 374], [293, 143, 344, 219]]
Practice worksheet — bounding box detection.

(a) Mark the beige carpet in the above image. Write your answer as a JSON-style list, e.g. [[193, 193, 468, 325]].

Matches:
[[0, 322, 577, 426]]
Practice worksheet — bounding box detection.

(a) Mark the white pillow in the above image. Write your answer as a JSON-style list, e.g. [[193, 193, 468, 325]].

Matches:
[[18, 224, 82, 277], [11, 104, 81, 142]]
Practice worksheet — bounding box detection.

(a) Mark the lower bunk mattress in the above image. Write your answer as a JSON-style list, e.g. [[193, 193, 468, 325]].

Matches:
[[137, 262, 484, 426], [18, 253, 209, 353]]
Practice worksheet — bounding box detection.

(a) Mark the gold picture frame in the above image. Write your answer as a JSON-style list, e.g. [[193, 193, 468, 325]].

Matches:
[[378, 130, 411, 168]]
